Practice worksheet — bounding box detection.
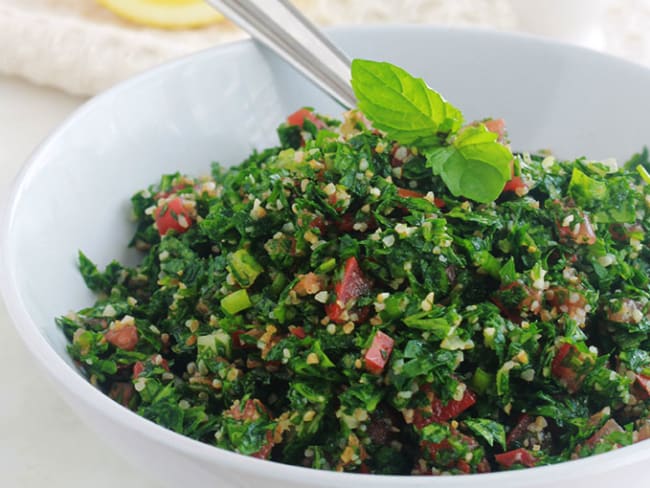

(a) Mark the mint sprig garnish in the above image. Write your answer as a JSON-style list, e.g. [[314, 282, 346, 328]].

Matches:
[[351, 59, 513, 203], [350, 59, 463, 146], [426, 125, 513, 203]]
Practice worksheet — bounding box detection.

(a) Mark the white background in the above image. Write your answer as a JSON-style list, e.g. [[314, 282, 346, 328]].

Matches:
[[0, 75, 159, 487]]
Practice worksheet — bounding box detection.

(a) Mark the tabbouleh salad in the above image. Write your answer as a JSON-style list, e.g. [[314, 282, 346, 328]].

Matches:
[[58, 59, 650, 475]]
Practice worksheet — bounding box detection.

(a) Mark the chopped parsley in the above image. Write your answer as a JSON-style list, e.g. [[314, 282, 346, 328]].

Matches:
[[58, 60, 650, 475]]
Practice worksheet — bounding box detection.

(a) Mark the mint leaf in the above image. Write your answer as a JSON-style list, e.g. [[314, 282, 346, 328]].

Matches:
[[464, 418, 507, 450], [426, 125, 512, 203], [351, 59, 463, 146], [351, 59, 511, 203]]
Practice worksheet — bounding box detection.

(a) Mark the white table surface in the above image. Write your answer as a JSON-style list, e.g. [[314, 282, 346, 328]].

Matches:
[[0, 75, 160, 487]]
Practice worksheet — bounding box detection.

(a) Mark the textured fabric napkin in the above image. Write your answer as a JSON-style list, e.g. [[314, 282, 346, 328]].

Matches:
[[1, 0, 649, 96]]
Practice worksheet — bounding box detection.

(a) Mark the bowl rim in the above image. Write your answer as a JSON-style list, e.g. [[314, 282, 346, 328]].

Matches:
[[2, 24, 650, 486]]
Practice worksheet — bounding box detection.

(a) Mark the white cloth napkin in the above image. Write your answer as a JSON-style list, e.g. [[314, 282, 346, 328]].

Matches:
[[1, 0, 648, 97]]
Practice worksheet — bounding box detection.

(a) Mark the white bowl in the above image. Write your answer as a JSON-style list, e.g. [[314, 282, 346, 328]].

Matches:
[[3, 26, 650, 488]]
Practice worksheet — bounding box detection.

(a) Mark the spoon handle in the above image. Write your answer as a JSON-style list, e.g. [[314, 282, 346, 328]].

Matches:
[[206, 0, 356, 108]]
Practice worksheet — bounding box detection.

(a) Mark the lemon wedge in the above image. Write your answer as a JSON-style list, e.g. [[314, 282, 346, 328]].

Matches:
[[98, 0, 223, 29]]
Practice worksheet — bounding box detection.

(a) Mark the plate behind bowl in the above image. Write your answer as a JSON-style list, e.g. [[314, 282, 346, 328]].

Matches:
[[3, 26, 650, 488]]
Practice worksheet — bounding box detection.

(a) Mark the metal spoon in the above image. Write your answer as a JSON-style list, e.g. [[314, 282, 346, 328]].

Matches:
[[205, 0, 356, 108]]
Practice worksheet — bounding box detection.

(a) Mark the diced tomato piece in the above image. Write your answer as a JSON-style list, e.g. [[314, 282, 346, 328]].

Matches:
[[609, 223, 643, 243], [335, 213, 377, 233], [492, 281, 542, 323], [557, 212, 596, 245], [231, 329, 262, 350], [133, 355, 169, 378], [252, 431, 275, 460], [105, 324, 138, 351], [551, 343, 574, 377], [226, 399, 275, 459], [227, 398, 267, 421], [133, 361, 145, 378], [396, 187, 445, 208], [231, 330, 244, 349], [288, 326, 306, 339], [635, 374, 650, 400], [154, 197, 193, 236], [325, 257, 371, 324], [635, 420, 650, 442], [309, 216, 327, 234], [584, 419, 624, 450], [506, 414, 534, 448], [609, 223, 627, 242], [397, 188, 424, 199], [421, 429, 491, 474], [108, 382, 135, 407], [503, 176, 527, 194], [495, 448, 538, 468], [412, 388, 476, 429], [545, 286, 588, 324], [159, 357, 169, 371], [287, 108, 326, 129], [336, 213, 355, 232], [484, 118, 506, 140], [552, 343, 589, 393], [364, 330, 394, 374]]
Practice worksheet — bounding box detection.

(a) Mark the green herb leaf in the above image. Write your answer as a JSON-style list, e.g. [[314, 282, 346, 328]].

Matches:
[[568, 167, 607, 206], [465, 418, 507, 450], [426, 125, 513, 203], [350, 59, 463, 146]]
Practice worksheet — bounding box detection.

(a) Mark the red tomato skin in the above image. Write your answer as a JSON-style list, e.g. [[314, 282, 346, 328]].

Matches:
[[495, 448, 538, 468], [364, 330, 395, 374], [288, 326, 306, 339], [397, 188, 424, 199], [132, 356, 169, 379], [336, 213, 355, 232], [105, 324, 138, 351], [396, 187, 445, 208], [226, 399, 275, 459], [154, 197, 193, 236], [412, 389, 476, 429], [634, 374, 650, 400], [251, 431, 275, 460], [108, 382, 135, 407], [231, 330, 261, 350], [557, 213, 596, 245], [325, 257, 371, 324], [503, 176, 527, 193], [506, 414, 534, 447], [228, 399, 267, 421], [309, 216, 327, 234], [551, 343, 573, 376], [421, 430, 490, 474], [551, 343, 584, 393], [584, 419, 624, 450], [287, 108, 326, 129], [133, 361, 145, 378]]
